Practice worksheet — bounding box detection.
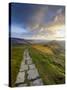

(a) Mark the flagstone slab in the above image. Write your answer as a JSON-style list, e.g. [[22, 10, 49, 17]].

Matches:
[[16, 72, 25, 84], [20, 64, 28, 72], [17, 83, 28, 87], [26, 59, 32, 65], [29, 64, 36, 69], [30, 79, 43, 86], [27, 69, 39, 80]]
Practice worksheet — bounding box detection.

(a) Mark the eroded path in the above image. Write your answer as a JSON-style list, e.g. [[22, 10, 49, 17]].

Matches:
[[15, 49, 43, 87]]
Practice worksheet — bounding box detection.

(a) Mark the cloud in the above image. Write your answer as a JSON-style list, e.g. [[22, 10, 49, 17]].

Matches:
[[28, 6, 48, 30], [12, 7, 65, 40], [41, 8, 65, 39], [51, 8, 65, 25], [33, 6, 48, 23]]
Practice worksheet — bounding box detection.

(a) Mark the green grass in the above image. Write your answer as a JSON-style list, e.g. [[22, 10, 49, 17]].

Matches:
[[11, 44, 26, 87], [10, 44, 65, 86], [29, 46, 65, 85]]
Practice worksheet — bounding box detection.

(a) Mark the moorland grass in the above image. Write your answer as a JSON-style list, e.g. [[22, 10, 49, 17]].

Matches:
[[11, 44, 26, 87], [29, 46, 65, 85], [11, 44, 65, 86]]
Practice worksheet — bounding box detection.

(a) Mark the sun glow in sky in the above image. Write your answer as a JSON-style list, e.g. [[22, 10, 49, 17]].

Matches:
[[10, 3, 65, 40]]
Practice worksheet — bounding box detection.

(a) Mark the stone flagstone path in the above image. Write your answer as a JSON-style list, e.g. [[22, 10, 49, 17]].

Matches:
[[15, 49, 43, 87]]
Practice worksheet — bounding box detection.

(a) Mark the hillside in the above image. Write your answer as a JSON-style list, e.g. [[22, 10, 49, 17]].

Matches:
[[44, 40, 65, 54], [10, 38, 30, 45]]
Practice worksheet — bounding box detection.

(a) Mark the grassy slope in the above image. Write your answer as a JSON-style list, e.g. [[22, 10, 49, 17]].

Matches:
[[29, 45, 65, 85], [11, 44, 26, 87], [11, 43, 65, 86]]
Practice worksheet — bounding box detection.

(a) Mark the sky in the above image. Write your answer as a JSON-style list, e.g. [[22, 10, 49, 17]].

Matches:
[[10, 3, 65, 40]]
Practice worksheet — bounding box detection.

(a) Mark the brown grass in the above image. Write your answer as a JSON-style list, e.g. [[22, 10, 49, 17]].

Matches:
[[32, 45, 53, 55]]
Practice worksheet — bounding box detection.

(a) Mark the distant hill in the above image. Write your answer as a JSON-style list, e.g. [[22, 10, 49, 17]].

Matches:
[[10, 38, 30, 45], [44, 40, 65, 54], [10, 37, 65, 51], [46, 40, 65, 48], [27, 39, 51, 44]]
